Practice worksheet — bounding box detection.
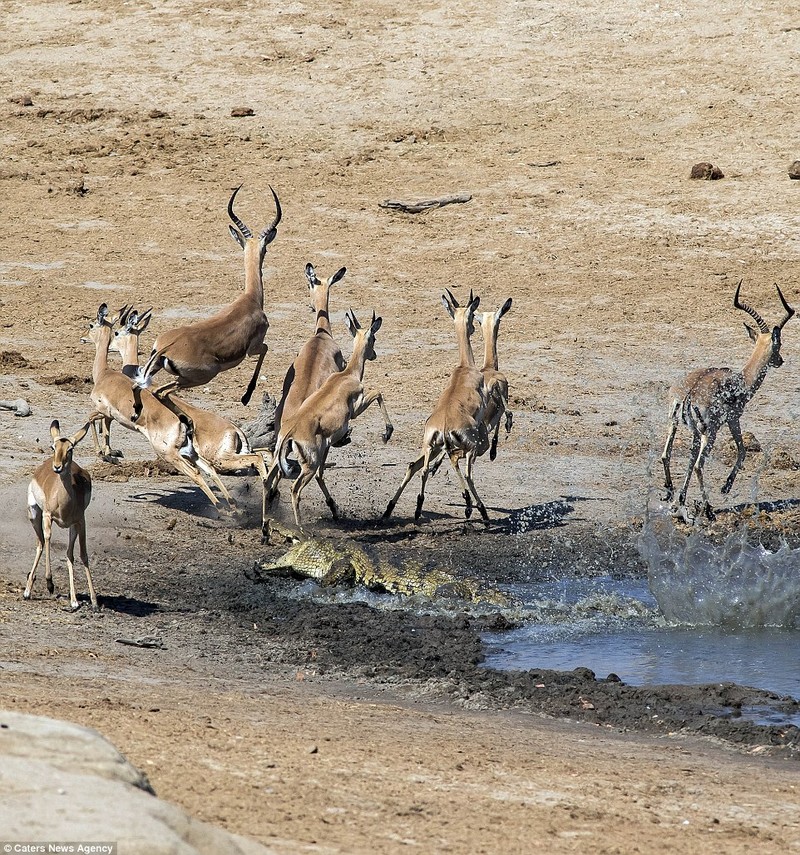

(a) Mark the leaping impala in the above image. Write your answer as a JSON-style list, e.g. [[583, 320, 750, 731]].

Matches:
[[661, 281, 795, 520], [25, 418, 97, 611], [137, 184, 281, 405], [383, 289, 489, 522], [274, 263, 348, 437], [85, 304, 235, 511], [264, 309, 393, 529], [477, 298, 513, 459], [113, 306, 272, 529], [428, 295, 513, 478]]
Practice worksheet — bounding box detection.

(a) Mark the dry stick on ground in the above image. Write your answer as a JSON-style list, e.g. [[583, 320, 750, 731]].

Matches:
[[0, 399, 32, 416], [379, 193, 472, 214]]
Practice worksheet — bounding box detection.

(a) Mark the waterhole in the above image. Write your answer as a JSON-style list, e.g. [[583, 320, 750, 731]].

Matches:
[[482, 511, 800, 718]]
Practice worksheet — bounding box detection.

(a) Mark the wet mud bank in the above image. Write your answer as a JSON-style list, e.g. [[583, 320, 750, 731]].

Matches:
[[223, 520, 800, 759]]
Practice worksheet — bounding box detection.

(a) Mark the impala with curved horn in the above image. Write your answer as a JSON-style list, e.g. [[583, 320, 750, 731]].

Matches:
[[661, 281, 795, 520], [136, 184, 281, 405]]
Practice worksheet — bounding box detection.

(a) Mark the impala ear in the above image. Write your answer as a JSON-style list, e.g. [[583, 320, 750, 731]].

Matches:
[[70, 421, 91, 446], [330, 267, 347, 286], [499, 297, 512, 318], [305, 263, 317, 287], [743, 322, 758, 343], [229, 224, 245, 249], [371, 315, 383, 334], [137, 309, 153, 333], [50, 420, 61, 443], [468, 295, 481, 314]]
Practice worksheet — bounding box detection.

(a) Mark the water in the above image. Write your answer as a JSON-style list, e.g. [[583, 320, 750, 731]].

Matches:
[[482, 512, 800, 708]]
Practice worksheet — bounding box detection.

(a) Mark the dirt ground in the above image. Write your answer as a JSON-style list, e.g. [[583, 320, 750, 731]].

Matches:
[[2, 0, 800, 851]]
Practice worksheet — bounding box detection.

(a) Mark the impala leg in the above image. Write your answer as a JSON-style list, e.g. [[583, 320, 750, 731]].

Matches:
[[90, 420, 102, 455], [77, 519, 98, 610], [153, 380, 181, 400], [661, 401, 680, 501], [315, 450, 339, 520], [171, 456, 221, 509], [236, 452, 271, 531], [677, 432, 701, 510], [290, 464, 317, 529], [194, 455, 236, 508], [489, 420, 502, 461], [450, 452, 489, 521], [721, 419, 746, 495], [101, 416, 113, 457], [383, 452, 426, 519], [40, 513, 56, 595], [24, 504, 44, 600], [414, 448, 437, 521], [66, 525, 80, 611], [693, 429, 718, 519], [464, 449, 489, 520], [353, 390, 394, 443], [242, 343, 268, 406], [264, 458, 282, 506], [428, 450, 447, 479]]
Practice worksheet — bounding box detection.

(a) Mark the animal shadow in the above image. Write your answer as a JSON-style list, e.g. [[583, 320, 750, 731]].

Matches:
[[98, 594, 161, 616]]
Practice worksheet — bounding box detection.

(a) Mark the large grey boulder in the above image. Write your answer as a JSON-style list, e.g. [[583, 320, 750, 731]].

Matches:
[[0, 711, 275, 855]]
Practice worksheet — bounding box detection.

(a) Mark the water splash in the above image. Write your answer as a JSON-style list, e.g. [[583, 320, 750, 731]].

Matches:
[[638, 509, 800, 628]]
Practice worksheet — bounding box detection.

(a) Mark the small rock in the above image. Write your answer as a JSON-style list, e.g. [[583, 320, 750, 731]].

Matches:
[[148, 109, 169, 119], [10, 95, 34, 107], [231, 107, 255, 117], [788, 160, 800, 180], [690, 162, 724, 180]]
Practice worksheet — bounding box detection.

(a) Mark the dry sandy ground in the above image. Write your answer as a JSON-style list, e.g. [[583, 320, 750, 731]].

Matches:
[[1, 0, 800, 851]]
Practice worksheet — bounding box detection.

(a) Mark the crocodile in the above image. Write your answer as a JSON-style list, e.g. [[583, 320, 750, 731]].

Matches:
[[253, 536, 512, 608]]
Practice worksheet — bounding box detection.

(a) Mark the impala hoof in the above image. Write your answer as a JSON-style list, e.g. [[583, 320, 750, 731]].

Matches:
[[382, 425, 394, 444], [46, 579, 55, 594]]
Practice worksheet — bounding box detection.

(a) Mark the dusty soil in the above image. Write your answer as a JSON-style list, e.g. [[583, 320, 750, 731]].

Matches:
[[2, 0, 800, 852]]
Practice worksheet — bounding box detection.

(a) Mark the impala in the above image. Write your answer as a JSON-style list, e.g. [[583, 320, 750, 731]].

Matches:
[[383, 289, 489, 522], [114, 306, 272, 528], [265, 310, 392, 529], [85, 304, 235, 511], [661, 281, 795, 519], [25, 419, 97, 611], [477, 298, 513, 459], [137, 184, 281, 405], [274, 263, 348, 435]]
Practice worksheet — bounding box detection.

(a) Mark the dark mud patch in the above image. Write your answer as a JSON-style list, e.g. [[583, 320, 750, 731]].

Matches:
[[41, 373, 93, 392], [0, 350, 30, 369], [142, 520, 800, 760], [91, 459, 179, 481]]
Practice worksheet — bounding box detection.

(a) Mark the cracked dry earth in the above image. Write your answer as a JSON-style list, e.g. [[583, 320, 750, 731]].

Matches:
[[2, 0, 800, 852]]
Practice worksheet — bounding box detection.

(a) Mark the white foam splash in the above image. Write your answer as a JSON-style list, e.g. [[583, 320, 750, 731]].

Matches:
[[638, 510, 800, 628]]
